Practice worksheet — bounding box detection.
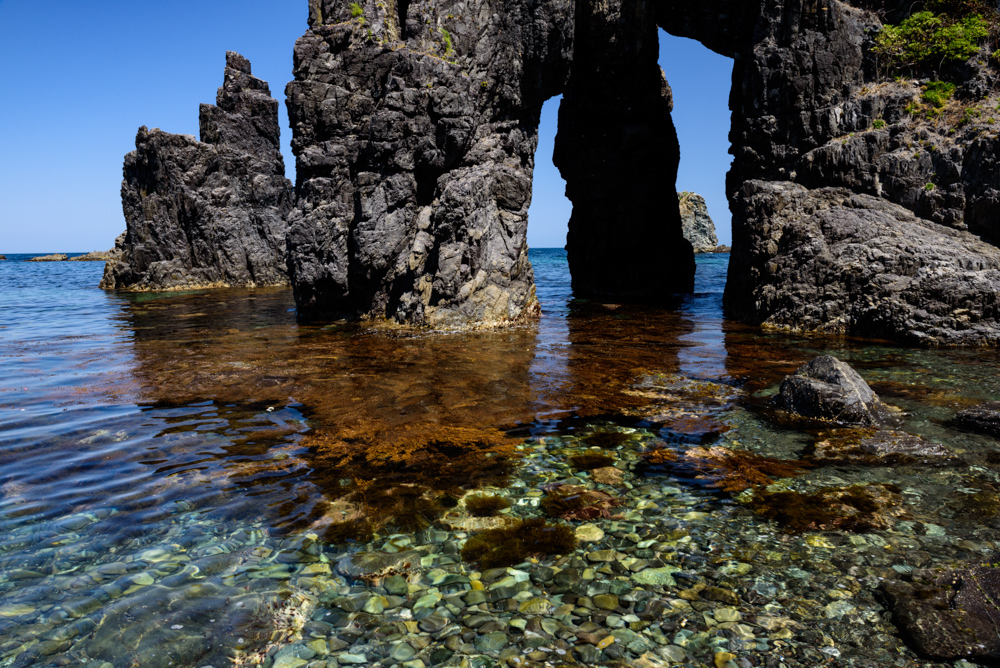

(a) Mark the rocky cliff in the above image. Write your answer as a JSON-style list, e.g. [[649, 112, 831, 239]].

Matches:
[[714, 0, 1000, 344], [102, 53, 292, 292], [678, 192, 718, 253], [283, 0, 1000, 341], [110, 0, 1000, 343]]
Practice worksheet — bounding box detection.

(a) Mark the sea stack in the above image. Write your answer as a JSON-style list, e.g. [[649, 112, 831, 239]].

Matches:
[[101, 52, 292, 292], [678, 192, 718, 253]]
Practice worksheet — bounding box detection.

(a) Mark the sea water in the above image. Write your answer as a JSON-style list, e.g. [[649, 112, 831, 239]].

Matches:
[[0, 250, 998, 668]]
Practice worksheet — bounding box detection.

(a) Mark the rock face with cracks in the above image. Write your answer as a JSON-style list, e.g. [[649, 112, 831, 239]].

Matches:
[[284, 0, 573, 326], [102, 52, 292, 292]]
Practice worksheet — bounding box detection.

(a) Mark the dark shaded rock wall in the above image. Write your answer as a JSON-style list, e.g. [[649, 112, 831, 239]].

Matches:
[[284, 0, 573, 326], [102, 53, 292, 291], [553, 0, 694, 299]]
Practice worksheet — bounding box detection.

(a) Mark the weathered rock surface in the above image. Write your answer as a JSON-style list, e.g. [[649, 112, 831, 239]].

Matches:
[[880, 563, 1000, 664], [725, 182, 1000, 345], [0, 255, 6, 260], [284, 0, 700, 326], [678, 192, 718, 253], [102, 52, 291, 292], [718, 0, 1000, 344], [809, 428, 958, 466], [952, 401, 1000, 438], [28, 254, 68, 262], [774, 356, 889, 426], [281, 0, 1000, 337], [70, 251, 113, 262], [284, 0, 574, 326]]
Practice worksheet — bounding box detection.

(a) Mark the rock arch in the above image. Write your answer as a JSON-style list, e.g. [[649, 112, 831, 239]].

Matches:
[[285, 0, 1000, 343]]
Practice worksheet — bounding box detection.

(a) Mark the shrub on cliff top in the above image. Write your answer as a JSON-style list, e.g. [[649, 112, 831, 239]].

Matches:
[[875, 11, 990, 72]]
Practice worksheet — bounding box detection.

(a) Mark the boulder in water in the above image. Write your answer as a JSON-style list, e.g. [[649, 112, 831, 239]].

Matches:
[[774, 356, 889, 426], [951, 402, 1000, 438], [28, 254, 68, 262]]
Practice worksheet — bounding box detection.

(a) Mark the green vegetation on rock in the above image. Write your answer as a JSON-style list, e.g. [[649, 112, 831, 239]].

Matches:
[[875, 10, 990, 71]]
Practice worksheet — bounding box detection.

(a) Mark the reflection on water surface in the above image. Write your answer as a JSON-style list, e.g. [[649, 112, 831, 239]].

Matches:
[[1, 251, 1000, 668]]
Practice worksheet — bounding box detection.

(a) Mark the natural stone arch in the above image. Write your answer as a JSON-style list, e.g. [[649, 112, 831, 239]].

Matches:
[[284, 0, 1000, 342]]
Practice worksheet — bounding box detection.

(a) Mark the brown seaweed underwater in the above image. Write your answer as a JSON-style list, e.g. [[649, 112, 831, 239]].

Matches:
[[2, 253, 1000, 668]]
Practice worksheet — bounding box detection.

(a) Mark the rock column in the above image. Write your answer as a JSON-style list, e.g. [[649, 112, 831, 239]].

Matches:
[[102, 52, 292, 291], [554, 0, 694, 300]]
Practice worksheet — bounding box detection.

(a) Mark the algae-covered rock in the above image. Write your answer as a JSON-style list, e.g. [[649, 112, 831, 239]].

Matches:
[[336, 551, 421, 580], [809, 429, 958, 466], [880, 563, 1000, 664]]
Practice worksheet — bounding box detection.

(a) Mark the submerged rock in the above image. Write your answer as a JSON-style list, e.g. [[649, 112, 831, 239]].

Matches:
[[102, 52, 291, 292], [951, 402, 1000, 438], [28, 254, 68, 262], [880, 563, 1000, 664], [774, 356, 889, 426], [336, 551, 421, 581], [678, 192, 718, 253], [809, 429, 958, 466]]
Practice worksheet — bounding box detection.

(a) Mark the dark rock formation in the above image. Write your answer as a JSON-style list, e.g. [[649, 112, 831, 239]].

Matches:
[[283, 0, 573, 326], [70, 251, 113, 262], [554, 2, 693, 300], [880, 563, 1000, 664], [0, 255, 6, 260], [809, 428, 958, 466], [726, 182, 1000, 345], [102, 52, 291, 292], [284, 0, 698, 326], [716, 0, 1000, 344], [28, 254, 68, 262], [952, 401, 1000, 438], [282, 0, 1000, 338], [774, 356, 890, 426], [678, 192, 718, 253]]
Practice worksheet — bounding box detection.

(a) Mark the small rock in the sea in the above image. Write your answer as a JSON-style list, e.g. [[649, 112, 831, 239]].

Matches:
[[592, 594, 619, 610], [632, 566, 681, 587], [474, 631, 508, 653], [951, 401, 1000, 437], [774, 356, 889, 426], [576, 523, 605, 542], [702, 587, 740, 605], [714, 607, 741, 622]]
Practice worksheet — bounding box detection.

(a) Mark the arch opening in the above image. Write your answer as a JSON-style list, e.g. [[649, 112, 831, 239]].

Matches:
[[657, 29, 735, 258]]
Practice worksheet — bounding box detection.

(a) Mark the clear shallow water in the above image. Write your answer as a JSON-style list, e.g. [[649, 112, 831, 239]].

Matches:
[[1, 251, 1000, 667]]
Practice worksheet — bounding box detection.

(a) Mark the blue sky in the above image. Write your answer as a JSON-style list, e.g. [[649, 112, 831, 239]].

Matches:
[[0, 1, 733, 253]]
